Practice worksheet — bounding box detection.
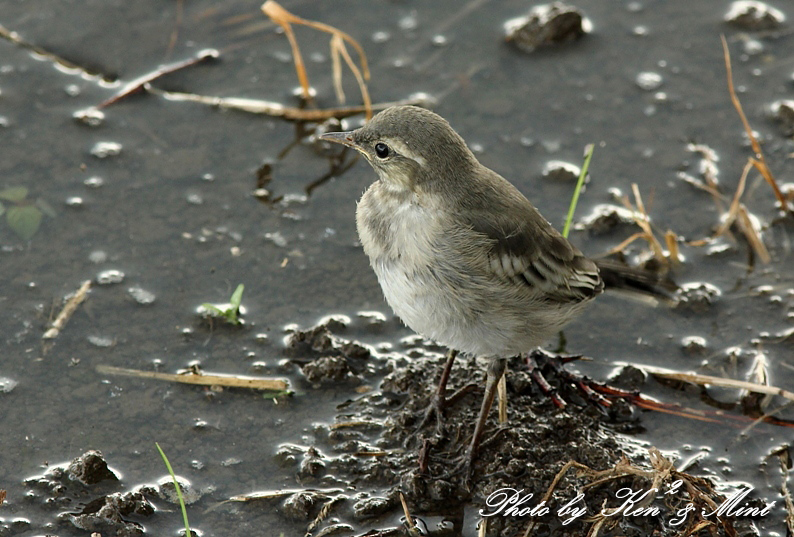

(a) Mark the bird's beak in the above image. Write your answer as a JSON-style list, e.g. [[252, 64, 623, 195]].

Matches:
[[319, 131, 358, 149]]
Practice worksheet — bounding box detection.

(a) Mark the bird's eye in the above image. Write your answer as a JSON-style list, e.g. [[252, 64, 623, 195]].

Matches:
[[374, 142, 390, 159]]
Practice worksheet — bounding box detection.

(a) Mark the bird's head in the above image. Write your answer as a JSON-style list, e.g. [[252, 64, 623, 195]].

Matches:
[[321, 105, 478, 192]]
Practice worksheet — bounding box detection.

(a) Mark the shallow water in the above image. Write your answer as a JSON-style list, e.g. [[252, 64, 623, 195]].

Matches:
[[1, 0, 792, 535]]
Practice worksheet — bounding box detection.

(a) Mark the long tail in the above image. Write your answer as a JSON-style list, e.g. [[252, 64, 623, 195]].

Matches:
[[594, 258, 679, 305]]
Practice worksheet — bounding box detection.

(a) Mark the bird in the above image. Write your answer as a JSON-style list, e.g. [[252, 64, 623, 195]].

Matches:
[[320, 105, 668, 478]]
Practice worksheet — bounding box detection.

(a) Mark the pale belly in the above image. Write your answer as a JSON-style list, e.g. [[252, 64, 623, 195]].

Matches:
[[373, 258, 495, 355], [356, 184, 566, 357], [371, 255, 574, 357]]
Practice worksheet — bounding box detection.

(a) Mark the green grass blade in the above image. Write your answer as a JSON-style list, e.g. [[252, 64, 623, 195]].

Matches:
[[230, 283, 245, 309], [562, 144, 595, 239], [155, 442, 192, 537]]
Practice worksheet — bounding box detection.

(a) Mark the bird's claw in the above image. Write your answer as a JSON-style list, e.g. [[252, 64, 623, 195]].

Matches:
[[412, 383, 479, 439], [525, 349, 612, 411]]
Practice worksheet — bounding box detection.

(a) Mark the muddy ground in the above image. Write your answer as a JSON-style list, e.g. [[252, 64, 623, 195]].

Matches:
[[0, 1, 792, 536]]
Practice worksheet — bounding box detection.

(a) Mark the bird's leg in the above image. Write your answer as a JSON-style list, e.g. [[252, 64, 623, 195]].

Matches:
[[457, 356, 507, 484], [415, 349, 478, 435]]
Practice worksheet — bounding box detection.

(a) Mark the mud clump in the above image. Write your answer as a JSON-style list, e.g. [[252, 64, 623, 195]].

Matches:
[[724, 1, 786, 31], [674, 282, 722, 313], [285, 320, 377, 383], [505, 2, 588, 53], [280, 324, 755, 536], [67, 449, 119, 485], [23, 451, 155, 537], [771, 99, 794, 137], [69, 491, 154, 536]]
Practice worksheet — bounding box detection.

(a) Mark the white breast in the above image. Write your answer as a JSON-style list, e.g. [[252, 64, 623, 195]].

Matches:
[[356, 184, 448, 327], [356, 184, 490, 355]]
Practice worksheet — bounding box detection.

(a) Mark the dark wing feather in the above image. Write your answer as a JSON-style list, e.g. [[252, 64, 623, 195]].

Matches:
[[458, 167, 603, 303]]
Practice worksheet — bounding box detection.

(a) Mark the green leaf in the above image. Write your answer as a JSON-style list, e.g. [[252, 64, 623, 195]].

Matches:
[[200, 303, 224, 315], [155, 443, 192, 537], [7, 205, 42, 240], [0, 186, 29, 202], [230, 284, 245, 309]]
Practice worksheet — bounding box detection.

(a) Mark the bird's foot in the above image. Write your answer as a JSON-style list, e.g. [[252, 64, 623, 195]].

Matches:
[[435, 449, 476, 492], [525, 348, 612, 411], [439, 424, 507, 491], [413, 382, 479, 437]]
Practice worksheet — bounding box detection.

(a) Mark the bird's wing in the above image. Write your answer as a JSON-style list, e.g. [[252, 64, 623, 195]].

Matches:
[[461, 170, 603, 303]]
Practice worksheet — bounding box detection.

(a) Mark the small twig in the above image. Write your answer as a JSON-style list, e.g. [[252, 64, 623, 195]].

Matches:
[[713, 159, 750, 239], [330, 34, 345, 103], [677, 171, 724, 201], [736, 401, 793, 439], [631, 184, 666, 261], [329, 420, 384, 430], [96, 364, 289, 392], [585, 516, 608, 537], [332, 34, 372, 119], [526, 353, 567, 409], [737, 204, 771, 263], [525, 448, 735, 536], [262, 2, 369, 80], [743, 349, 770, 403], [305, 149, 359, 196], [687, 159, 770, 262], [306, 496, 343, 536], [522, 459, 591, 537], [605, 231, 648, 257], [261, 1, 371, 118], [166, 0, 185, 58], [97, 49, 218, 109], [778, 448, 794, 534], [695, 143, 720, 185], [352, 450, 388, 457], [664, 230, 680, 263], [497, 374, 508, 424], [268, 3, 310, 99], [147, 86, 423, 121], [721, 35, 789, 212], [585, 372, 794, 428], [689, 159, 750, 248], [0, 23, 113, 82], [399, 492, 420, 535], [229, 489, 305, 502], [608, 184, 673, 264], [642, 366, 794, 402], [43, 280, 91, 340]]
